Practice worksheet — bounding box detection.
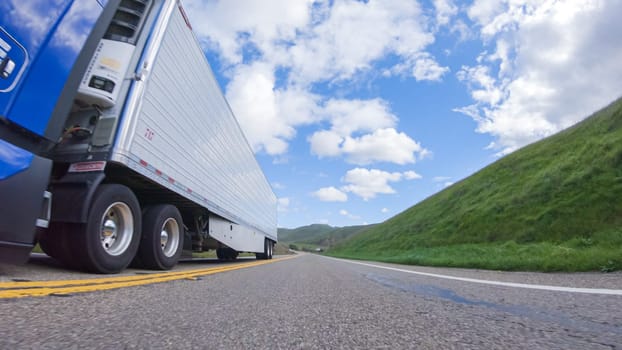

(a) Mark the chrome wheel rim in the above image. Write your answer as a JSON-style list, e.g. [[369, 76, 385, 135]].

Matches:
[[161, 218, 180, 258], [100, 202, 133, 256]]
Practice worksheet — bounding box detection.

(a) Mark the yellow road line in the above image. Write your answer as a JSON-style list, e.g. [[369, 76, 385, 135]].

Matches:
[[0, 261, 266, 289], [0, 255, 297, 299]]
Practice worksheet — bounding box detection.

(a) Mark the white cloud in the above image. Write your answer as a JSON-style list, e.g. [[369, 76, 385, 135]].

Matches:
[[183, 0, 314, 64], [225, 62, 321, 155], [412, 55, 450, 81], [309, 99, 428, 165], [466, 0, 504, 33], [340, 168, 420, 201], [342, 129, 425, 165], [185, 0, 437, 159], [339, 209, 361, 220], [433, 0, 458, 27], [308, 130, 343, 158], [311, 127, 427, 165], [271, 182, 285, 190], [341, 168, 402, 201], [456, 65, 504, 106], [278, 197, 290, 213], [311, 187, 348, 202], [381, 207, 389, 213], [225, 62, 287, 154], [287, 0, 439, 84], [457, 0, 622, 155], [403, 170, 423, 180], [323, 98, 397, 135]]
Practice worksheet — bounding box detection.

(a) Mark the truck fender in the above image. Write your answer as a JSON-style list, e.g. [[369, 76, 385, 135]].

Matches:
[[50, 172, 105, 223]]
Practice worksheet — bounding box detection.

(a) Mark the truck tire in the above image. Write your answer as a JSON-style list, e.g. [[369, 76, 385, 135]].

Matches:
[[134, 204, 183, 270], [256, 239, 272, 260], [75, 184, 141, 274]]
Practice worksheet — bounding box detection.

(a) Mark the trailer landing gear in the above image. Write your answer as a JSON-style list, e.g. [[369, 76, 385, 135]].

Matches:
[[216, 247, 239, 261]]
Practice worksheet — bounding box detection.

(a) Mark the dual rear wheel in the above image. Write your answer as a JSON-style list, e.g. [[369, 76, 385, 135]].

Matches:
[[256, 239, 273, 260], [39, 184, 183, 273], [133, 204, 183, 270]]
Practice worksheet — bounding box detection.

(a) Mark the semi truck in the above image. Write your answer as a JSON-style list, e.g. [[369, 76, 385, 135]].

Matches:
[[0, 0, 277, 273]]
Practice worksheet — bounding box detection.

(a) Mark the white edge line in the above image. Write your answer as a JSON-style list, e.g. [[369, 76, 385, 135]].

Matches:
[[323, 256, 622, 296]]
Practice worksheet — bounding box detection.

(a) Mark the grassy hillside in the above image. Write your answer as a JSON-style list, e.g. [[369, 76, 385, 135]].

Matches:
[[279, 224, 334, 244], [279, 224, 371, 249], [329, 98, 622, 272]]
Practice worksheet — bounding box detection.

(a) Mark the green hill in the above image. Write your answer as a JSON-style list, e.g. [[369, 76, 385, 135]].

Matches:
[[279, 224, 371, 249], [329, 98, 622, 272], [279, 224, 334, 244]]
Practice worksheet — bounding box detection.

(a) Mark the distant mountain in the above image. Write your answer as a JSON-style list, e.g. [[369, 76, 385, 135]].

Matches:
[[278, 224, 372, 248], [279, 224, 334, 243]]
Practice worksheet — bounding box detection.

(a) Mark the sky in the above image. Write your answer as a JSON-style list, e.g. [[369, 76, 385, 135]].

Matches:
[[182, 0, 622, 229]]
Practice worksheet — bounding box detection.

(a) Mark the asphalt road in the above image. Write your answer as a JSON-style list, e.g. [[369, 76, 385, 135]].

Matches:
[[1, 253, 621, 349]]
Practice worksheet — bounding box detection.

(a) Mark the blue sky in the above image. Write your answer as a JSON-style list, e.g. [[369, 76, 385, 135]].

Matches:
[[183, 0, 622, 228]]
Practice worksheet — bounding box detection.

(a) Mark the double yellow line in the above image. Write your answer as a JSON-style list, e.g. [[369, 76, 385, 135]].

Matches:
[[0, 256, 295, 299]]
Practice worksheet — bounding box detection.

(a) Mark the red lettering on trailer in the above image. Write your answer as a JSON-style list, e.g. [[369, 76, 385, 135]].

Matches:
[[144, 128, 154, 141], [68, 161, 107, 173]]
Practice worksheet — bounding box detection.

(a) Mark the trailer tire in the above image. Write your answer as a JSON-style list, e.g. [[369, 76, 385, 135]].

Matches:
[[256, 239, 272, 260], [76, 184, 141, 274], [134, 204, 183, 270]]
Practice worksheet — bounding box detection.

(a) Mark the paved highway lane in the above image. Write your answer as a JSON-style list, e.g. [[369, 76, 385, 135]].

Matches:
[[1, 253, 621, 349]]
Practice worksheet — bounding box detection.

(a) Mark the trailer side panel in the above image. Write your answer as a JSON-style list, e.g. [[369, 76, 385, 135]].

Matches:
[[112, 5, 276, 244]]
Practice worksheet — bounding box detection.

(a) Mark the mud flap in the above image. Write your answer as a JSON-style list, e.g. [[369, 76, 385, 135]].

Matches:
[[0, 154, 52, 264]]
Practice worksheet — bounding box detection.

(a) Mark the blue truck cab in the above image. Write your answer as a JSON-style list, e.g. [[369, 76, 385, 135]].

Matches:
[[0, 0, 118, 263]]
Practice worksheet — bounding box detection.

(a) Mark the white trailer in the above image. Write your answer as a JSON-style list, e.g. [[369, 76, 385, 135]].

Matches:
[[0, 0, 277, 273]]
